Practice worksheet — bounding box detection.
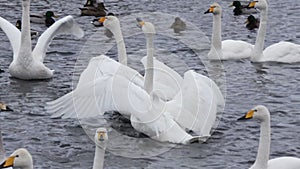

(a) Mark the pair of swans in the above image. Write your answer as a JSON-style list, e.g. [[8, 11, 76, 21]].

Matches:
[[0, 0, 84, 80], [206, 1, 300, 63], [46, 15, 224, 144], [0, 128, 108, 169], [238, 105, 300, 169]]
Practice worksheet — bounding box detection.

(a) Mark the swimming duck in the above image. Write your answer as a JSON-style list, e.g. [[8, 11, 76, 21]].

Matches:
[[80, 0, 107, 17], [230, 1, 258, 15], [170, 17, 186, 33], [30, 11, 57, 27], [245, 15, 259, 30], [0, 102, 13, 111], [15, 20, 38, 38]]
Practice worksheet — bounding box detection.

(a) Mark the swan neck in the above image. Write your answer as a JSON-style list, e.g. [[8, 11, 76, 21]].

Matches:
[[20, 0, 32, 55], [92, 145, 105, 169], [210, 14, 222, 59], [113, 25, 127, 65], [251, 8, 268, 61], [253, 118, 270, 168], [0, 131, 5, 163], [144, 33, 154, 94]]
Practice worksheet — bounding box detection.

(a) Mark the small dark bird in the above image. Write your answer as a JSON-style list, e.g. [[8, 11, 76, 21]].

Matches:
[[0, 102, 13, 111], [15, 20, 39, 38], [230, 1, 258, 16], [170, 17, 186, 33], [245, 15, 260, 30], [80, 0, 107, 17]]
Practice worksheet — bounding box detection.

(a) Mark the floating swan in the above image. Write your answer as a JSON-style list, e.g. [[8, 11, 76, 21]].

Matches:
[[92, 128, 108, 169], [247, 0, 300, 63], [80, 0, 106, 17], [47, 19, 224, 144], [245, 15, 259, 30], [30, 11, 58, 27], [0, 0, 84, 80], [170, 17, 186, 33], [230, 1, 258, 16], [0, 103, 13, 112], [205, 3, 254, 60], [238, 105, 300, 169]]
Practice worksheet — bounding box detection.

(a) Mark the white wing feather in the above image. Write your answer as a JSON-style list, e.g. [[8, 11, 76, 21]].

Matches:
[[32, 15, 84, 63], [0, 17, 21, 61]]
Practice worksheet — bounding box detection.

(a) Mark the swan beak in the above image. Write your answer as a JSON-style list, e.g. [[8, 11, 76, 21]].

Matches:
[[247, 1, 256, 8], [204, 6, 214, 14], [98, 131, 106, 141], [0, 156, 15, 168], [237, 110, 254, 120], [98, 17, 106, 23]]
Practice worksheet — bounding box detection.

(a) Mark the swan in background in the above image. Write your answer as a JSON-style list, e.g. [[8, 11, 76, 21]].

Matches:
[[245, 15, 259, 30], [0, 0, 84, 80], [0, 102, 13, 111], [93, 128, 108, 169], [247, 0, 300, 63], [30, 11, 58, 27], [205, 3, 254, 60], [238, 105, 300, 169], [230, 1, 258, 15]]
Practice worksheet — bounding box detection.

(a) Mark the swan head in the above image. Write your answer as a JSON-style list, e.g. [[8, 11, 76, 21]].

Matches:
[[0, 148, 32, 168], [98, 15, 120, 34], [238, 105, 270, 122], [136, 18, 156, 34], [247, 0, 268, 10], [94, 128, 108, 149], [204, 3, 222, 15]]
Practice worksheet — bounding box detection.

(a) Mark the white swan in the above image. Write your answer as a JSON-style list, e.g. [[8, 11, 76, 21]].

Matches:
[[204, 3, 254, 60], [0, 0, 84, 80], [92, 128, 108, 169], [247, 0, 300, 63], [47, 19, 224, 144], [238, 105, 300, 169], [0, 148, 32, 169]]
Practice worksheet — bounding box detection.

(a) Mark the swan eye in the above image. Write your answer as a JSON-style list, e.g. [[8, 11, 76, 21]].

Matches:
[[15, 155, 19, 158], [254, 109, 257, 112]]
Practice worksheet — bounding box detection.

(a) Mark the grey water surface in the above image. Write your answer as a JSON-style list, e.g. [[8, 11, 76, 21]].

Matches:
[[0, 0, 299, 168]]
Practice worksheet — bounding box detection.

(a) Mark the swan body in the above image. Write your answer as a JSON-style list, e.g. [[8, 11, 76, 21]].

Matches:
[[0, 0, 84, 80], [238, 105, 300, 169], [248, 0, 300, 63], [205, 3, 254, 60], [93, 128, 108, 169]]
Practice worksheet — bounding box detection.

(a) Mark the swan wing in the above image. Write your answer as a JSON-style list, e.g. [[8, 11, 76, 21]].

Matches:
[[47, 72, 153, 122], [33, 15, 84, 63], [268, 157, 300, 169], [0, 17, 21, 60], [263, 41, 300, 63], [77, 55, 144, 88], [167, 70, 224, 136], [141, 56, 183, 100]]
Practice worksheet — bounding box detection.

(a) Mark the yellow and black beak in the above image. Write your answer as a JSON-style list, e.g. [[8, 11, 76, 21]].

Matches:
[[237, 109, 255, 120], [204, 6, 215, 14], [98, 17, 106, 23], [0, 156, 16, 168], [98, 131, 106, 141], [247, 1, 257, 8]]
